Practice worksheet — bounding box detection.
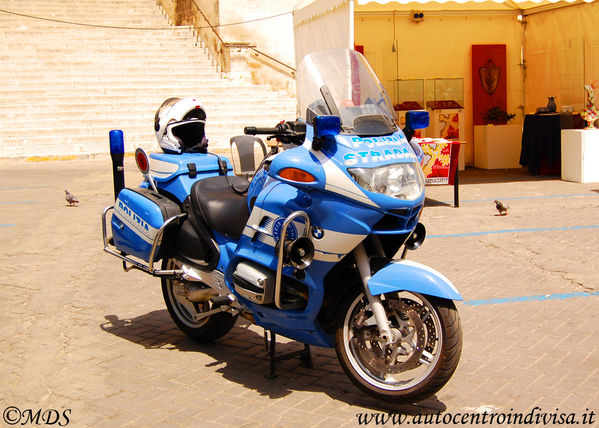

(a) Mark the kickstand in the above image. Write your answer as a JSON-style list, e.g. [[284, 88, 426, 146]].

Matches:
[[263, 329, 313, 379]]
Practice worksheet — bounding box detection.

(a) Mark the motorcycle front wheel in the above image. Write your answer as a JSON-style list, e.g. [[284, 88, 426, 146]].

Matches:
[[161, 258, 237, 342], [334, 290, 462, 403]]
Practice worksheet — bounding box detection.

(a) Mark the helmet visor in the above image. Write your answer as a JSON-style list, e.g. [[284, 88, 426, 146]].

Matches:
[[167, 120, 207, 152]]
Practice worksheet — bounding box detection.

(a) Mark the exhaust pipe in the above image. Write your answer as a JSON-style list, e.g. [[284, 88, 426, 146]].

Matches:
[[109, 130, 125, 200]]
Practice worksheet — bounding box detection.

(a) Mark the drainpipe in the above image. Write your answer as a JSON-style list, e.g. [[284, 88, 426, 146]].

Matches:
[[518, 12, 528, 119]]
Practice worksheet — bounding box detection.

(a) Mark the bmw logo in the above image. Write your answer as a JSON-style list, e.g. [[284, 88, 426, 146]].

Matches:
[[311, 226, 324, 240]]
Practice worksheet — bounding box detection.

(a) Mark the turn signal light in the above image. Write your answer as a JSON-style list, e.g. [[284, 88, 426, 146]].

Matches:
[[278, 168, 316, 183]]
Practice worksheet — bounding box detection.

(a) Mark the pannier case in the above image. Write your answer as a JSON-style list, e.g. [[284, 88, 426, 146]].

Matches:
[[111, 188, 181, 262]]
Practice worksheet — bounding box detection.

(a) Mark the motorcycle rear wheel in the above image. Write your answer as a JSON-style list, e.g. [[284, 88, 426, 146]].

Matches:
[[161, 258, 237, 342], [334, 290, 462, 403]]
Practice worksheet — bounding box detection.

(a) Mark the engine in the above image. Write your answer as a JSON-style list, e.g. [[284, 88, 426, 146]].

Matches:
[[233, 261, 308, 309]]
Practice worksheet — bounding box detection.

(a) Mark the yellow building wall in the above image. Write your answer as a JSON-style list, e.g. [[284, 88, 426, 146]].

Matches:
[[354, 13, 524, 166], [525, 2, 599, 114]]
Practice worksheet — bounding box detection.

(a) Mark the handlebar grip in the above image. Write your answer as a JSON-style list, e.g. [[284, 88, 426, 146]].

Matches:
[[244, 126, 281, 135]]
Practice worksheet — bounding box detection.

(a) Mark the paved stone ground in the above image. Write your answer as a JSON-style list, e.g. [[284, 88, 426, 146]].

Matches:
[[0, 157, 597, 427]]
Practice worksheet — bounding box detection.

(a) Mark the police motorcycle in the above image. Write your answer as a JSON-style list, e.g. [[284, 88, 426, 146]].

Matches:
[[102, 48, 462, 403]]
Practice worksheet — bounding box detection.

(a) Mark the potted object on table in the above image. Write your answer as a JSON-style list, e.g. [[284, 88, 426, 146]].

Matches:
[[482, 106, 516, 125], [581, 81, 598, 129]]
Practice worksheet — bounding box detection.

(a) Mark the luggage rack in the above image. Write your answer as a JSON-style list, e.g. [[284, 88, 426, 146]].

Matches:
[[101, 205, 187, 278]]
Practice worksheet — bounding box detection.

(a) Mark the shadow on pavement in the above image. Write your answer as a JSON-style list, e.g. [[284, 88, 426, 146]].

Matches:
[[100, 311, 447, 415], [458, 167, 558, 185], [424, 197, 454, 207]]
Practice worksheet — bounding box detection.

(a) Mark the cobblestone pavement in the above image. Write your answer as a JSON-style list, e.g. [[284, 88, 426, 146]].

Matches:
[[0, 157, 597, 427]]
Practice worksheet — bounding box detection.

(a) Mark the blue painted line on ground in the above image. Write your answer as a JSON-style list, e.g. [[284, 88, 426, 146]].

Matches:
[[0, 224, 15, 227], [464, 291, 599, 306], [429, 224, 599, 238], [442, 192, 599, 205], [0, 185, 52, 192], [0, 201, 35, 205]]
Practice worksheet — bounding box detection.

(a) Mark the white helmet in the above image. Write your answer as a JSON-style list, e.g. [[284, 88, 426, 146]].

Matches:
[[154, 97, 208, 154]]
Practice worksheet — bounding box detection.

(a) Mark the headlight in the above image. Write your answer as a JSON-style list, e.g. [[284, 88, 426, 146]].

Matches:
[[348, 162, 425, 200]]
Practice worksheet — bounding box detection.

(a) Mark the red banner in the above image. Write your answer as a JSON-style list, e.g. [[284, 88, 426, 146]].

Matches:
[[472, 44, 507, 126]]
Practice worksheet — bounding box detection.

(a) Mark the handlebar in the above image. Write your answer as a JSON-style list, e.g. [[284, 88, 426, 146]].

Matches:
[[243, 121, 307, 147], [244, 126, 281, 135]]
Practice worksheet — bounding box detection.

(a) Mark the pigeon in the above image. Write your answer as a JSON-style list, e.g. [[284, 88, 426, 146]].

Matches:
[[65, 190, 79, 206], [494, 200, 509, 215]]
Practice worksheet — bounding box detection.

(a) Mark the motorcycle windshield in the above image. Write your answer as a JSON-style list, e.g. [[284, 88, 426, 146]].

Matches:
[[296, 49, 397, 136]]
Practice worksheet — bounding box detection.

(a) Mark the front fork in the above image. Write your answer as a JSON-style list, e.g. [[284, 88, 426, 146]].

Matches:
[[353, 243, 396, 346]]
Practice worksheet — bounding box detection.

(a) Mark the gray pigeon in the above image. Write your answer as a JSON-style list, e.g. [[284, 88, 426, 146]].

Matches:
[[494, 200, 509, 215], [65, 190, 79, 206]]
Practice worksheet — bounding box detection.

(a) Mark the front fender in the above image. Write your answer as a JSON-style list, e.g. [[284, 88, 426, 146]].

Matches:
[[368, 260, 462, 301]]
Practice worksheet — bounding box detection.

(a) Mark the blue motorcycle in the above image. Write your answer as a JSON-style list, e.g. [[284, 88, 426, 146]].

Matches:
[[102, 48, 462, 402]]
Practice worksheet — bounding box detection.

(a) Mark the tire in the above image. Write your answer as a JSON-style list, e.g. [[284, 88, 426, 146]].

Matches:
[[334, 289, 462, 403], [161, 258, 237, 342]]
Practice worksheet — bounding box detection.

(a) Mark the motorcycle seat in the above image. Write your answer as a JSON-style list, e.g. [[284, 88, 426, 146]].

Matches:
[[190, 175, 250, 239]]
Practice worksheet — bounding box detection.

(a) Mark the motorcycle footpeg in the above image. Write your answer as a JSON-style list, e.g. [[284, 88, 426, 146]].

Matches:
[[210, 295, 234, 308], [191, 296, 236, 322]]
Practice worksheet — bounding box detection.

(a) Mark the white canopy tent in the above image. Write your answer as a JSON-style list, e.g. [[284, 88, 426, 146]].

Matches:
[[294, 0, 597, 62], [293, 0, 593, 60], [293, 0, 355, 68], [293, 0, 598, 165]]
